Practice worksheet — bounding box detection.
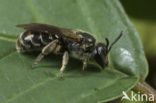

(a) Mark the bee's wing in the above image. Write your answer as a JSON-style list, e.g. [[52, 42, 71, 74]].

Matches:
[[16, 23, 81, 41]]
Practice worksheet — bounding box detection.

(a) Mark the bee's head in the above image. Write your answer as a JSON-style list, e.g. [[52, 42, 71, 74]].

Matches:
[[93, 42, 109, 68], [93, 31, 123, 68]]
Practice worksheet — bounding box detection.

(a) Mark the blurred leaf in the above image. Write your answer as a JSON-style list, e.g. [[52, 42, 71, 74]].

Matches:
[[129, 18, 156, 56], [0, 0, 148, 103], [120, 0, 156, 20]]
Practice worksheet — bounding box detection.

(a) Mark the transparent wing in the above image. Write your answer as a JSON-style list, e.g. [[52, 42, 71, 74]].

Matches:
[[16, 23, 81, 41]]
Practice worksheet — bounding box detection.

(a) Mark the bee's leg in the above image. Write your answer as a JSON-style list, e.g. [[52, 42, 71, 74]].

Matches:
[[82, 54, 89, 73], [30, 40, 58, 69], [83, 58, 88, 71], [60, 51, 69, 79]]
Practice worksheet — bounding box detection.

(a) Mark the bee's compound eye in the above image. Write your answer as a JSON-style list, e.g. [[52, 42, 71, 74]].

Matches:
[[93, 43, 108, 68], [97, 46, 103, 54]]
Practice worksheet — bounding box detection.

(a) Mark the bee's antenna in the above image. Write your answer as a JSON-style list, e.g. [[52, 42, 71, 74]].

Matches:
[[108, 31, 123, 52], [105, 38, 109, 52]]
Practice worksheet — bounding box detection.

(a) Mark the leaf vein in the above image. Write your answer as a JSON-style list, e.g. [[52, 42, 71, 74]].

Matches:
[[0, 34, 17, 42], [3, 77, 57, 103], [76, 0, 100, 39], [25, 0, 41, 22], [0, 50, 16, 62]]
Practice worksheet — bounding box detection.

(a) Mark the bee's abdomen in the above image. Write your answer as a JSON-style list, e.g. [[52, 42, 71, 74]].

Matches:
[[16, 31, 58, 52]]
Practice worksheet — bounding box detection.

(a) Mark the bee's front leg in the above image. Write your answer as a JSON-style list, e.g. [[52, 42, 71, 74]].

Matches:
[[83, 58, 88, 71], [30, 40, 58, 69], [82, 54, 89, 71], [59, 51, 69, 80]]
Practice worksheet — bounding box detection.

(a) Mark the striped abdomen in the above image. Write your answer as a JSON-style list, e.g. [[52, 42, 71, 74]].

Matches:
[[16, 31, 59, 52]]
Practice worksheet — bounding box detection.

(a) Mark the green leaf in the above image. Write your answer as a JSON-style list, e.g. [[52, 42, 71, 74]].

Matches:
[[0, 0, 148, 103]]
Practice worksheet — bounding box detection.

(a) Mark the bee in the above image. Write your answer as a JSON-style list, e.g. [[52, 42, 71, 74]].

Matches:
[[16, 23, 123, 79]]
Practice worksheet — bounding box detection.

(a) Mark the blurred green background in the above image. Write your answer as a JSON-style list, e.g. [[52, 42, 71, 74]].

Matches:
[[120, 0, 156, 89]]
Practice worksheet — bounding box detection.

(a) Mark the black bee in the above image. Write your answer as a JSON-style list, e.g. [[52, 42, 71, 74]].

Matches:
[[16, 23, 123, 78]]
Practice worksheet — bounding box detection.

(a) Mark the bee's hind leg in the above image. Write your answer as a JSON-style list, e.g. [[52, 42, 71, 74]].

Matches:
[[59, 51, 69, 80], [30, 40, 58, 69]]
